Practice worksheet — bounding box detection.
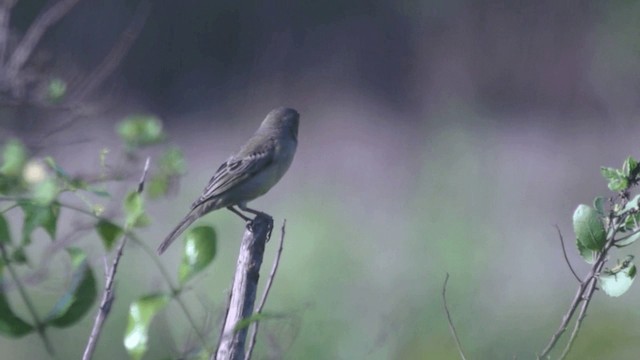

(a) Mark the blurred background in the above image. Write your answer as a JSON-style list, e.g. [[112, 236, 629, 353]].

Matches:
[[2, 0, 640, 359]]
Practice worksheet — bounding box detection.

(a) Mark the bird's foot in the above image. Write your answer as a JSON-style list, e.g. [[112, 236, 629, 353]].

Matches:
[[247, 213, 274, 240]]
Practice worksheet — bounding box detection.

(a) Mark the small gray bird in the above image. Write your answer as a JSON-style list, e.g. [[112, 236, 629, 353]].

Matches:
[[157, 107, 299, 254]]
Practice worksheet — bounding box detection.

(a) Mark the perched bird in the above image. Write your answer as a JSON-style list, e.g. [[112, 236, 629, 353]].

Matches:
[[157, 107, 300, 254]]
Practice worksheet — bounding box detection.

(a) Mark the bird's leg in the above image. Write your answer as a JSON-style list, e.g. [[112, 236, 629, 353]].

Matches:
[[226, 206, 252, 221], [237, 204, 272, 219]]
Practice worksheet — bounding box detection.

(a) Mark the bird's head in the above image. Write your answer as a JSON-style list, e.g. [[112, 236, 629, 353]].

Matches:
[[259, 107, 300, 141]]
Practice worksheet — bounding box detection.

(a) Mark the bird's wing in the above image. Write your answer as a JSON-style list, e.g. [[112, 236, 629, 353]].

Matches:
[[191, 141, 275, 209]]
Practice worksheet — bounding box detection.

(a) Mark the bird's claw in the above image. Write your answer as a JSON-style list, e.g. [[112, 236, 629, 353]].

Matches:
[[246, 213, 274, 240]]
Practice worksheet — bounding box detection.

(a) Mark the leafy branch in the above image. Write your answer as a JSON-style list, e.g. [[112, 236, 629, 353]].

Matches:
[[0, 114, 220, 359], [538, 156, 640, 359], [442, 155, 640, 360]]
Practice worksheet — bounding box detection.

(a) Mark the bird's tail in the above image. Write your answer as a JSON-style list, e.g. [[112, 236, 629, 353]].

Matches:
[[157, 210, 200, 254]]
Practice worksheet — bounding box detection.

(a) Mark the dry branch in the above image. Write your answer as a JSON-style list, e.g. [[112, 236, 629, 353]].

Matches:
[[245, 220, 287, 360], [71, 0, 150, 101], [215, 215, 274, 360], [5, 0, 83, 83]]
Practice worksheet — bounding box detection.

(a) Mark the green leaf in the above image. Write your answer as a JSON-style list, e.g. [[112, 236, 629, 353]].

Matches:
[[47, 78, 67, 103], [622, 194, 640, 214], [159, 147, 186, 175], [576, 238, 598, 264], [124, 294, 169, 360], [20, 201, 60, 244], [10, 247, 27, 264], [0, 214, 10, 244], [45, 248, 97, 327], [147, 175, 169, 199], [0, 139, 27, 177], [601, 166, 628, 192], [600, 258, 636, 297], [95, 220, 124, 250], [573, 204, 607, 252], [623, 156, 639, 178], [622, 212, 640, 233], [178, 226, 216, 284], [601, 167, 618, 181], [0, 264, 34, 337], [116, 115, 164, 148], [593, 197, 606, 216], [123, 191, 147, 228], [32, 178, 58, 205], [0, 172, 22, 194]]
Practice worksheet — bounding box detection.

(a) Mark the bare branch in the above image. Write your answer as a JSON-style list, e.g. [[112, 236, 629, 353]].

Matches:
[[82, 156, 150, 360], [442, 273, 468, 360], [555, 225, 581, 283], [71, 0, 150, 101], [0, 0, 17, 66], [215, 288, 234, 356], [215, 215, 273, 360], [245, 219, 287, 360], [5, 0, 83, 82]]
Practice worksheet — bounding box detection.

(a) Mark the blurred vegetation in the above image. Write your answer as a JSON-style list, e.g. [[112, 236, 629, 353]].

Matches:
[[0, 116, 221, 359], [3, 0, 640, 360]]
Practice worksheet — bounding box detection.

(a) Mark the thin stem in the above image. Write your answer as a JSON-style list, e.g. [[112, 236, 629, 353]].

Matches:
[[0, 241, 55, 355], [555, 225, 581, 283], [57, 202, 102, 219], [0, 196, 102, 220], [1, 202, 18, 214], [130, 235, 211, 353], [0, 196, 23, 201], [442, 273, 468, 360], [245, 219, 287, 360], [613, 226, 640, 244]]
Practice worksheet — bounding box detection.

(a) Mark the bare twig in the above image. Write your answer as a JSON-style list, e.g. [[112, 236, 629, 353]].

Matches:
[[82, 156, 149, 360], [137, 156, 150, 192], [245, 219, 287, 360], [71, 0, 150, 101], [4, 0, 83, 83], [442, 273, 468, 360], [558, 262, 604, 360], [555, 225, 581, 283], [537, 273, 589, 359], [214, 215, 274, 360]]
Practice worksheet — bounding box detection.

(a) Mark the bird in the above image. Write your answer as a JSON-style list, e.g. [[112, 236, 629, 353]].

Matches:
[[157, 107, 300, 254]]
